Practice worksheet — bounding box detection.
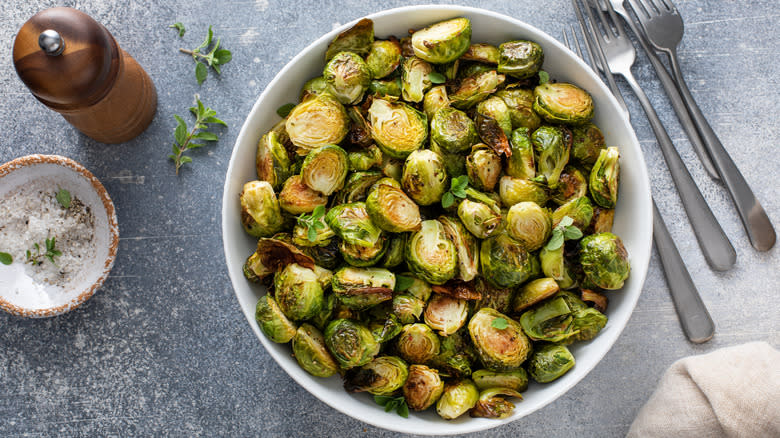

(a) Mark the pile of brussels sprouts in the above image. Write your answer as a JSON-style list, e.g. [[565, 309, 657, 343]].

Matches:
[[240, 16, 631, 421]]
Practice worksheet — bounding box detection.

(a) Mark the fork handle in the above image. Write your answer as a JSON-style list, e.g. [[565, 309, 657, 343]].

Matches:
[[621, 71, 736, 271], [665, 48, 777, 251], [652, 200, 715, 343]]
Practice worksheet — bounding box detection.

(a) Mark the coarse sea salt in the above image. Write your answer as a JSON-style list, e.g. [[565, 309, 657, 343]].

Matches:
[[0, 179, 96, 308]]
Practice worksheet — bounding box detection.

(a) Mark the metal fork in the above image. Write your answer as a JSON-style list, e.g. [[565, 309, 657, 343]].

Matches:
[[563, 25, 714, 343], [627, 0, 776, 252], [573, 0, 736, 272]]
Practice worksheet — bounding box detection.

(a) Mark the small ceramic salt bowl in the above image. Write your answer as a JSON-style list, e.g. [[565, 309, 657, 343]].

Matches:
[[0, 154, 118, 317]]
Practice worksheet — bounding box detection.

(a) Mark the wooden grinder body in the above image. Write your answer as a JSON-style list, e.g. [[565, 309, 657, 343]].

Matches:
[[13, 7, 157, 144]]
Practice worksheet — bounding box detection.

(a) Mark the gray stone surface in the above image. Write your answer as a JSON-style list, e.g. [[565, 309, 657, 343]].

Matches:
[[1, 0, 778, 436]]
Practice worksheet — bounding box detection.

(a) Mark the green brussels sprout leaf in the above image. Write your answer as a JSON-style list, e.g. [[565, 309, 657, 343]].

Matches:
[[276, 103, 296, 118], [374, 395, 409, 418]]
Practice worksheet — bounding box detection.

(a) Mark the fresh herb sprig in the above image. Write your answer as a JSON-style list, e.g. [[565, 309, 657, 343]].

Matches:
[[179, 26, 232, 85], [26, 237, 61, 267], [0, 252, 12, 265], [55, 188, 71, 209], [296, 205, 327, 242], [545, 216, 583, 251], [491, 317, 509, 330], [169, 97, 227, 175], [442, 175, 470, 208], [374, 395, 409, 418], [169, 22, 186, 37]]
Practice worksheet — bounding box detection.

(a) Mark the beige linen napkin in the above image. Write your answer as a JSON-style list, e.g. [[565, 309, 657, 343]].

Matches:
[[627, 342, 780, 437]]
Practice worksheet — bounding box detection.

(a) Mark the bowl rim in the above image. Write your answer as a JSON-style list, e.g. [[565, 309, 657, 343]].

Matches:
[[0, 154, 119, 318], [222, 4, 652, 434]]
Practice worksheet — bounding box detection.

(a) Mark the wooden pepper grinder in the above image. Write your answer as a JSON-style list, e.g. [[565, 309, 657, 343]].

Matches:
[[12, 7, 157, 144]]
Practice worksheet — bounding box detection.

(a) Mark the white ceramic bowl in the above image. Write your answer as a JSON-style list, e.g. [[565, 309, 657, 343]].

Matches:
[[223, 5, 652, 434], [0, 154, 119, 318]]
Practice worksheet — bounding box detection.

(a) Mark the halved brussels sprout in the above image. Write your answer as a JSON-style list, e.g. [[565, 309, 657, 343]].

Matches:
[[552, 196, 594, 232], [423, 85, 450, 120], [424, 293, 469, 336], [240, 180, 285, 237], [348, 145, 383, 171], [243, 251, 262, 283], [472, 369, 529, 392], [480, 233, 538, 289], [461, 43, 499, 64], [325, 202, 383, 247], [472, 277, 514, 315], [458, 62, 494, 78], [495, 88, 541, 131], [571, 307, 608, 342], [324, 51, 372, 105], [332, 266, 394, 309], [438, 216, 480, 282], [532, 125, 572, 188], [380, 233, 407, 269], [506, 127, 536, 180], [324, 318, 380, 369], [589, 147, 620, 208], [406, 220, 458, 285], [436, 379, 479, 420], [393, 294, 425, 324], [429, 140, 467, 178], [468, 308, 532, 372], [465, 145, 502, 192], [411, 17, 472, 64], [344, 355, 409, 395], [368, 78, 402, 97], [274, 263, 324, 321], [255, 294, 297, 343], [256, 131, 292, 190], [293, 323, 340, 377], [551, 165, 588, 205], [526, 344, 575, 383], [499, 176, 549, 207], [333, 171, 383, 205], [366, 182, 422, 232], [300, 76, 331, 100], [286, 93, 349, 154], [533, 82, 594, 125], [401, 149, 448, 206], [505, 201, 552, 251], [476, 96, 512, 136], [340, 236, 387, 267], [366, 39, 402, 79], [497, 40, 544, 79], [401, 57, 434, 103], [519, 295, 576, 342], [397, 323, 441, 364], [300, 144, 348, 196], [324, 18, 374, 61], [368, 98, 428, 159], [580, 232, 630, 290], [430, 107, 479, 154], [469, 387, 524, 419], [588, 206, 615, 234], [403, 364, 445, 411], [512, 277, 560, 312], [449, 70, 505, 110], [539, 244, 578, 290], [293, 215, 334, 247], [571, 122, 606, 166], [458, 199, 502, 239]]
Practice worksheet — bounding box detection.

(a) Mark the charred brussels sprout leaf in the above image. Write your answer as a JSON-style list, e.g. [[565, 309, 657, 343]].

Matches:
[[366, 39, 402, 79], [274, 263, 325, 321], [430, 107, 479, 154], [480, 233, 538, 289], [293, 323, 340, 377], [406, 220, 458, 285], [325, 18, 374, 61], [533, 82, 594, 125], [497, 40, 544, 79], [345, 355, 409, 395], [286, 93, 349, 154], [324, 319, 380, 369], [476, 96, 513, 137], [255, 294, 297, 343], [468, 308, 532, 372], [411, 17, 472, 64], [505, 202, 552, 251], [531, 125, 572, 188], [526, 344, 575, 383], [368, 98, 428, 159], [301, 144, 349, 196], [579, 232, 630, 290], [401, 57, 434, 103], [403, 364, 445, 411], [240, 181, 285, 237], [324, 51, 372, 105], [469, 387, 524, 419], [436, 379, 479, 420], [396, 323, 441, 364], [401, 149, 448, 206], [589, 147, 620, 208]]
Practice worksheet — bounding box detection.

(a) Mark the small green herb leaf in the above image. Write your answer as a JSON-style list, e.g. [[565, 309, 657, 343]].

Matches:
[[538, 70, 550, 84], [169, 22, 186, 37], [276, 103, 296, 118], [180, 26, 231, 84], [0, 252, 12, 265], [428, 72, 446, 84], [195, 62, 208, 85], [563, 226, 583, 240], [558, 216, 574, 228], [169, 97, 226, 175], [442, 175, 470, 208], [441, 191, 455, 209], [55, 188, 71, 209], [546, 230, 564, 251], [297, 205, 327, 242], [373, 395, 408, 418], [394, 274, 415, 292], [491, 317, 509, 330]]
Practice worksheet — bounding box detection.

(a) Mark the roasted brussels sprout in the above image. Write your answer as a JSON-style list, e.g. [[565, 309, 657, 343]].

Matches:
[[255, 294, 297, 343], [571, 307, 608, 342], [411, 17, 472, 64], [368, 78, 402, 97], [552, 196, 594, 232], [497, 40, 544, 79], [366, 181, 422, 233], [539, 244, 578, 290], [472, 277, 514, 315], [424, 293, 469, 336], [403, 364, 445, 411], [274, 263, 324, 321], [430, 107, 479, 154], [366, 40, 402, 79], [505, 127, 535, 179], [324, 18, 374, 61], [532, 125, 572, 188], [429, 140, 467, 178], [323, 51, 372, 105], [240, 180, 285, 237], [579, 232, 630, 290], [393, 294, 425, 324], [571, 122, 606, 166], [345, 355, 409, 395], [589, 147, 620, 208], [397, 323, 441, 364], [401, 57, 434, 103], [436, 379, 479, 420], [458, 62, 494, 78], [369, 312, 403, 343], [495, 88, 541, 131], [499, 176, 549, 207], [472, 369, 528, 392], [465, 145, 502, 192], [324, 318, 380, 369], [457, 199, 502, 239], [423, 85, 450, 120], [551, 166, 588, 205], [340, 235, 387, 267], [286, 93, 349, 154], [300, 144, 349, 196], [476, 96, 513, 136], [468, 308, 532, 372], [526, 344, 575, 383], [470, 387, 524, 419], [380, 233, 407, 269], [505, 202, 552, 251], [401, 149, 448, 206], [256, 131, 292, 190], [480, 233, 538, 289], [589, 206, 615, 234], [430, 331, 477, 379], [368, 98, 428, 159], [332, 266, 394, 310], [278, 175, 328, 215], [334, 171, 383, 205], [512, 277, 560, 312], [300, 76, 331, 100], [406, 220, 458, 285], [325, 202, 383, 248], [533, 82, 594, 125], [438, 216, 480, 282], [519, 295, 576, 342], [293, 323, 340, 377], [461, 43, 499, 64], [348, 145, 383, 172], [449, 70, 505, 110]]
